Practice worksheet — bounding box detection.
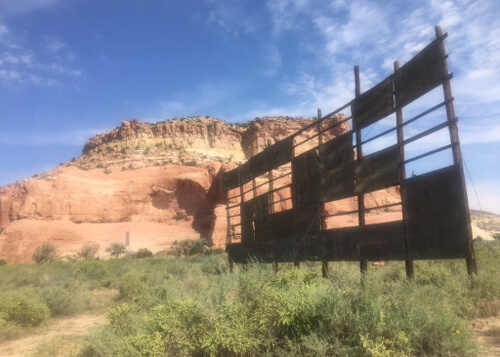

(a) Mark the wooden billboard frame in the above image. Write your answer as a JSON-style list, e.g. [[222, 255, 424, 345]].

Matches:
[[222, 27, 477, 277]]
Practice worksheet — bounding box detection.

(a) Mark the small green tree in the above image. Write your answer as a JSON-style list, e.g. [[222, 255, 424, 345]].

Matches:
[[77, 243, 100, 260], [32, 243, 58, 264], [106, 243, 126, 259]]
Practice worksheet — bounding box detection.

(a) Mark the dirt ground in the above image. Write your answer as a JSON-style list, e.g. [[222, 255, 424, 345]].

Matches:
[[472, 315, 500, 357], [0, 314, 107, 357]]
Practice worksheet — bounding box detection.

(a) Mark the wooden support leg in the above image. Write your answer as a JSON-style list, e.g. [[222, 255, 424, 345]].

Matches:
[[322, 260, 329, 278], [405, 259, 414, 279]]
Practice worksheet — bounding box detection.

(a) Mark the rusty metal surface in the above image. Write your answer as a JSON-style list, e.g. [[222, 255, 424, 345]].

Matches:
[[401, 164, 472, 259], [222, 168, 240, 191], [354, 145, 400, 194], [394, 39, 447, 107], [352, 75, 394, 130]]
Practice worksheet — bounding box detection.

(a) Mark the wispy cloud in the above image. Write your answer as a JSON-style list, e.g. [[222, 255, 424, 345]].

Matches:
[[205, 0, 263, 36], [0, 0, 62, 18], [0, 26, 82, 87]]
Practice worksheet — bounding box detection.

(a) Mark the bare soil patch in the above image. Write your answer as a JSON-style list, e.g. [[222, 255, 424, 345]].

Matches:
[[0, 314, 106, 357], [472, 315, 500, 357]]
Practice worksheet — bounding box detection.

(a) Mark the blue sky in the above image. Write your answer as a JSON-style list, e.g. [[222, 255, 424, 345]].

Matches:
[[0, 0, 499, 213]]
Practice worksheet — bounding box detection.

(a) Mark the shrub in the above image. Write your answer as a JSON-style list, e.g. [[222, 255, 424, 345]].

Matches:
[[133, 248, 153, 259], [0, 259, 7, 266], [106, 243, 126, 259], [77, 243, 100, 260], [0, 291, 50, 327], [32, 243, 58, 264], [167, 238, 208, 256], [76, 260, 109, 282]]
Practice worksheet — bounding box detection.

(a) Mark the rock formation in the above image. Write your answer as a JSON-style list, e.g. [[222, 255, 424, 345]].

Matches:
[[0, 115, 350, 263]]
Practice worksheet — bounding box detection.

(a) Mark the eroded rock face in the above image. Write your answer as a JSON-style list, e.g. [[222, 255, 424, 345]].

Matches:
[[0, 115, 352, 263]]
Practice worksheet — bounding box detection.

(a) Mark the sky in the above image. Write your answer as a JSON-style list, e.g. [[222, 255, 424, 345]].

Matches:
[[0, 0, 499, 214]]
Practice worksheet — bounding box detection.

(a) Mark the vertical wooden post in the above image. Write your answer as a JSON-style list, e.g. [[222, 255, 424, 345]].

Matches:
[[354, 66, 368, 277], [435, 26, 477, 275], [318, 108, 329, 278], [394, 60, 414, 279], [269, 169, 279, 271], [225, 189, 233, 272]]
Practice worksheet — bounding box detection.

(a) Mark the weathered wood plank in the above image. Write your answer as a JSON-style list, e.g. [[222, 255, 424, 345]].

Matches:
[[222, 168, 240, 191], [308, 221, 405, 261], [320, 162, 355, 202], [394, 39, 447, 108], [318, 132, 354, 171], [354, 145, 400, 194], [352, 75, 394, 131], [292, 149, 320, 208], [401, 164, 472, 260]]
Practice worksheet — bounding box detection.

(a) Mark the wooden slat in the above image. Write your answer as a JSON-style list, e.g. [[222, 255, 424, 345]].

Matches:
[[240, 199, 255, 244], [401, 164, 472, 260], [267, 137, 293, 168], [292, 149, 320, 208], [222, 168, 240, 191], [310, 221, 405, 261], [394, 39, 447, 108], [249, 150, 270, 180], [246, 137, 293, 180], [320, 161, 355, 202], [269, 210, 295, 240], [354, 145, 400, 194], [318, 132, 354, 171], [240, 161, 252, 185], [352, 75, 394, 130]]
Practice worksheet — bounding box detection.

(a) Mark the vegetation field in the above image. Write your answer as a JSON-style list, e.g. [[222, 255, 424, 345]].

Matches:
[[0, 241, 499, 356]]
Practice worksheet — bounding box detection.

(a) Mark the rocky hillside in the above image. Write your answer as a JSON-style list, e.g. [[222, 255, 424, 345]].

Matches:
[[0, 115, 348, 263]]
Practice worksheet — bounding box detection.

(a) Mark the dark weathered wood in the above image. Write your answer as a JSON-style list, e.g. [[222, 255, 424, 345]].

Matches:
[[313, 221, 405, 261], [240, 199, 256, 244], [354, 145, 400, 194], [222, 168, 240, 191], [401, 164, 472, 260], [352, 75, 394, 131], [394, 59, 413, 279], [435, 26, 477, 274], [292, 149, 320, 208], [320, 162, 355, 202], [355, 65, 366, 276], [269, 210, 295, 240], [394, 39, 447, 108], [240, 161, 252, 185], [268, 137, 293, 167], [318, 132, 354, 171]]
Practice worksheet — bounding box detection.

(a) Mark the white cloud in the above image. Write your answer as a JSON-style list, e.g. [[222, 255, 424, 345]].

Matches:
[[206, 0, 262, 36], [0, 29, 82, 87], [0, 0, 62, 18], [43, 36, 66, 53], [260, 45, 282, 76]]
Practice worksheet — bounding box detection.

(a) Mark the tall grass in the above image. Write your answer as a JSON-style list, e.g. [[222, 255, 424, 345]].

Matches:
[[0, 241, 498, 356]]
